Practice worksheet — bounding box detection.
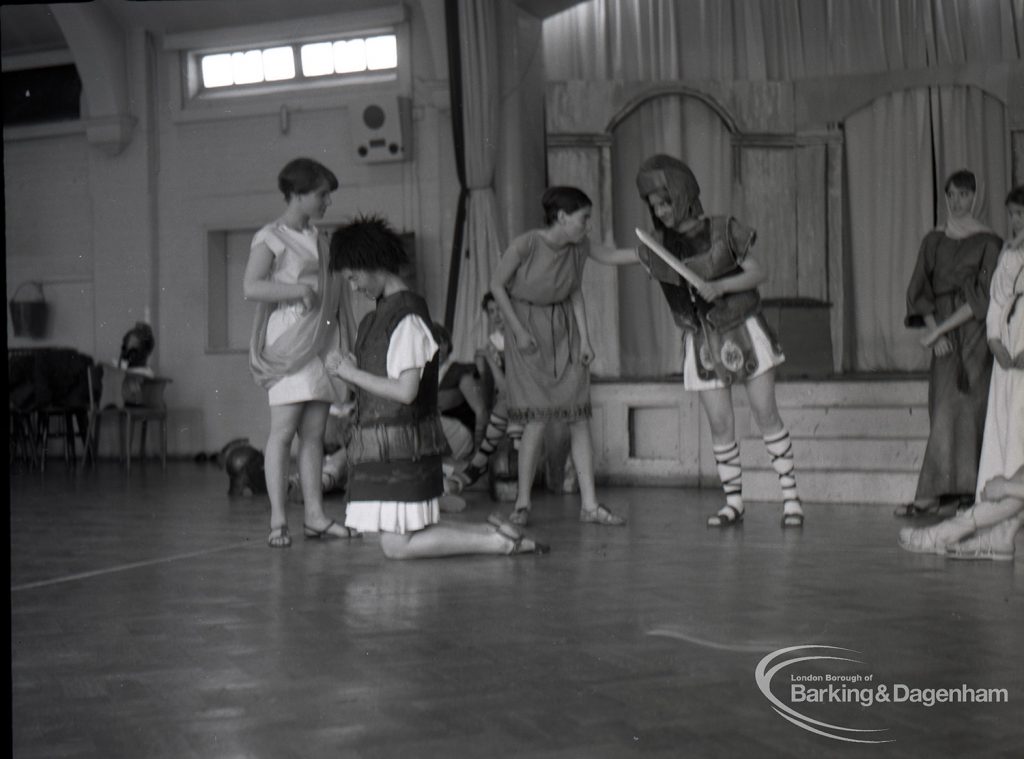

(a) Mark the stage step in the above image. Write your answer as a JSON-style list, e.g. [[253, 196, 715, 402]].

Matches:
[[737, 378, 928, 505], [739, 437, 925, 472], [591, 376, 932, 506]]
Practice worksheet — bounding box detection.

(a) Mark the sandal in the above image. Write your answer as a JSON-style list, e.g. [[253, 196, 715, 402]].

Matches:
[[267, 524, 292, 548], [487, 513, 549, 555], [707, 505, 744, 528], [579, 503, 626, 526], [945, 533, 1015, 562], [450, 462, 488, 490], [781, 501, 805, 529], [303, 520, 360, 540], [893, 501, 941, 519], [508, 505, 531, 526], [897, 526, 949, 555], [781, 512, 805, 528]]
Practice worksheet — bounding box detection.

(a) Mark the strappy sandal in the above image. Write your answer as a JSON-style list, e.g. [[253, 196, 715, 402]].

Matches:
[[706, 505, 744, 528], [303, 520, 360, 540], [945, 534, 1015, 562], [893, 501, 941, 519], [897, 526, 948, 555], [781, 501, 805, 529], [579, 503, 626, 526], [267, 524, 292, 548], [508, 505, 531, 526], [781, 512, 805, 528], [448, 462, 488, 492], [487, 513, 549, 555]]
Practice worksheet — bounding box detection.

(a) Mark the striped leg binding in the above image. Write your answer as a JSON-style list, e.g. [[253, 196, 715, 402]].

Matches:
[[707, 442, 744, 526], [764, 429, 803, 518], [469, 412, 508, 469]]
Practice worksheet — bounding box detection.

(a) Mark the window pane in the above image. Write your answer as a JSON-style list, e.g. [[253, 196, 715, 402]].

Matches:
[[365, 35, 397, 70], [231, 50, 264, 85], [201, 54, 235, 88], [333, 39, 366, 74], [300, 42, 335, 77], [262, 46, 295, 81]]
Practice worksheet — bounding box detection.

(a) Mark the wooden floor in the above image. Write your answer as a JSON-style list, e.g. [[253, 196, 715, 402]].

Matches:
[[10, 461, 1024, 758]]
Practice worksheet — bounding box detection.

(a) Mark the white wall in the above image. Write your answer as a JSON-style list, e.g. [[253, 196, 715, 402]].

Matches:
[[4, 0, 466, 456]]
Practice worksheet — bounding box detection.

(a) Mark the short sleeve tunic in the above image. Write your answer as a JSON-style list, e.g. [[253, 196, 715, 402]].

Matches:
[[501, 230, 591, 423]]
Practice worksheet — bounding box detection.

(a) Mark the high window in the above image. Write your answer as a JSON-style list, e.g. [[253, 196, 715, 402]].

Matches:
[[198, 33, 398, 93]]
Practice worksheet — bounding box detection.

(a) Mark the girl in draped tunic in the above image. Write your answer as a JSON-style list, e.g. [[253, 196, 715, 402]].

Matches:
[[635, 155, 804, 529], [899, 185, 1024, 560], [897, 170, 1002, 518], [245, 158, 357, 548], [490, 187, 638, 528]]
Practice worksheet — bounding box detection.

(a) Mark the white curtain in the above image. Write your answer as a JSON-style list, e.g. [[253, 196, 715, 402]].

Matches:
[[449, 0, 503, 362], [846, 89, 935, 371], [542, 0, 1022, 375], [544, 0, 1023, 81], [846, 85, 1008, 371]]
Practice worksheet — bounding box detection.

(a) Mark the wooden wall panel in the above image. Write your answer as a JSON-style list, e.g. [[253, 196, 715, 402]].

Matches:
[[739, 148, 797, 299], [795, 143, 828, 301]]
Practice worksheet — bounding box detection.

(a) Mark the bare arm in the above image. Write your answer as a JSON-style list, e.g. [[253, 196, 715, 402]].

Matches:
[[243, 242, 315, 309], [490, 245, 535, 351], [326, 353, 421, 405], [589, 242, 640, 266], [921, 303, 973, 347], [570, 287, 593, 365], [981, 464, 1024, 502], [695, 255, 768, 302]]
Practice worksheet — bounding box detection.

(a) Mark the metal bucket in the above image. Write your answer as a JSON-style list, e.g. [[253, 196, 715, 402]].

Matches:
[[9, 281, 49, 338]]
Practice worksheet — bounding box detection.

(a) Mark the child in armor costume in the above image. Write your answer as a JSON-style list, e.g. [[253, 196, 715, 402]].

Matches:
[[326, 216, 548, 558], [635, 154, 804, 528]]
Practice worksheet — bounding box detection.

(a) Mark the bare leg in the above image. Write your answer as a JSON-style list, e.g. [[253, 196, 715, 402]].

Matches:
[[379, 520, 544, 559], [509, 420, 545, 524], [295, 401, 353, 537], [266, 404, 302, 547], [570, 418, 625, 525]]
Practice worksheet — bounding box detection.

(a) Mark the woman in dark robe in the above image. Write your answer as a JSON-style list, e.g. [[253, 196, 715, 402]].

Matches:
[[897, 169, 1002, 517]]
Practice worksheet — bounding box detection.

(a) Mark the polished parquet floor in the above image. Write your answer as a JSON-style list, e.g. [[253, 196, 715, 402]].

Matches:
[[10, 461, 1024, 758]]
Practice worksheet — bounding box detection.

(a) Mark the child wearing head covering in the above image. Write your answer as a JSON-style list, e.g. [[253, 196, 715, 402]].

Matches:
[[635, 154, 803, 528], [897, 169, 1003, 518]]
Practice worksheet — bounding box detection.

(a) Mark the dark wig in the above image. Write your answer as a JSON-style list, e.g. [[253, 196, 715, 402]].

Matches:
[[944, 169, 976, 194], [278, 158, 339, 200], [541, 186, 592, 225], [1006, 185, 1024, 208], [329, 214, 408, 274]]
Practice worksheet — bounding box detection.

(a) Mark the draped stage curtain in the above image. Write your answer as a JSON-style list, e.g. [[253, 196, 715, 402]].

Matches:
[[447, 0, 504, 362], [847, 86, 1008, 371], [542, 0, 1023, 375]]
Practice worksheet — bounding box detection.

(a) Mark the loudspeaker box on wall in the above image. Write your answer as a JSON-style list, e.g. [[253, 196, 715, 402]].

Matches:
[[349, 96, 411, 163]]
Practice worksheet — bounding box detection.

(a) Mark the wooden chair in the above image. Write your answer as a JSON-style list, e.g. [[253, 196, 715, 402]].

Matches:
[[83, 363, 172, 472], [8, 348, 93, 471]]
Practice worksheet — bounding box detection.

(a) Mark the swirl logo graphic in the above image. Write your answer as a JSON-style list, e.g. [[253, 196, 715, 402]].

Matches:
[[755, 645, 894, 744]]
